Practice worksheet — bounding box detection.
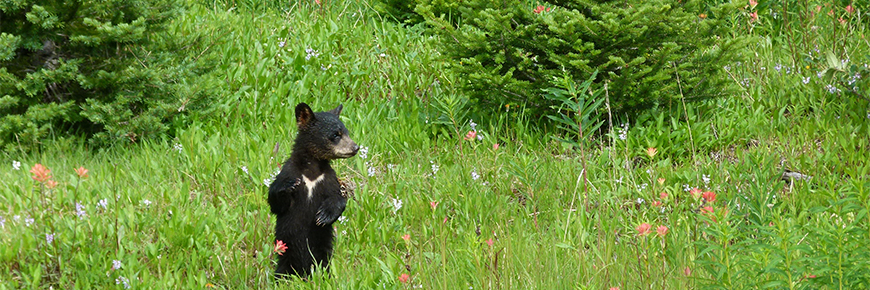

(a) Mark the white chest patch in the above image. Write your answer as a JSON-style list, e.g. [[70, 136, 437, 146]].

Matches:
[[303, 174, 325, 199]]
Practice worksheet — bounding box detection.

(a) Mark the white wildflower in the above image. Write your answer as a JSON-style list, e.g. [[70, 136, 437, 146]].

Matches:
[[115, 276, 131, 289], [391, 198, 403, 213], [172, 143, 183, 152], [12, 161, 20, 170], [112, 260, 122, 270], [75, 202, 86, 219], [359, 146, 369, 159], [98, 199, 108, 210], [471, 170, 480, 180]]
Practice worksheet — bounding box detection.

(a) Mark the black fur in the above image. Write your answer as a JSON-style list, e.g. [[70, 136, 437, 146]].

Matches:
[[268, 103, 359, 278]]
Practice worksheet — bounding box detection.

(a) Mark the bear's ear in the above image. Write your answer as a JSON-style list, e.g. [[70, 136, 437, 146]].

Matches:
[[328, 104, 343, 116], [295, 103, 316, 127]]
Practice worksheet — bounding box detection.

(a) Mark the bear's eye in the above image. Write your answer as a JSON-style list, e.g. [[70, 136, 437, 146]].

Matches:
[[332, 132, 341, 140]]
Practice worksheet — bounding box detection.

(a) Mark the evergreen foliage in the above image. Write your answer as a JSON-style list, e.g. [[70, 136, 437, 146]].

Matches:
[[384, 0, 747, 116], [0, 0, 222, 152]]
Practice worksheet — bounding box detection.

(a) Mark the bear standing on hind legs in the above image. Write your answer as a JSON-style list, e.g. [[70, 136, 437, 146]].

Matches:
[[268, 103, 359, 278]]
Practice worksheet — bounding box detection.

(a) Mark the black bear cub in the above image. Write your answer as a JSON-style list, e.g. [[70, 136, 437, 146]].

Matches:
[[268, 103, 359, 278]]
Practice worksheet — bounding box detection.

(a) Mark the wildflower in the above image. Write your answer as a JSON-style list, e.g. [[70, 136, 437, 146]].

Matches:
[[636, 198, 645, 204], [699, 13, 707, 19], [205, 283, 215, 288], [701, 206, 714, 215], [115, 276, 131, 289], [391, 198, 403, 213], [749, 11, 758, 22], [618, 123, 628, 140], [46, 180, 58, 189], [399, 273, 410, 283], [172, 143, 183, 152], [76, 202, 87, 219], [241, 166, 249, 174], [646, 147, 657, 158], [112, 260, 122, 270], [774, 63, 782, 72], [46, 233, 55, 244], [656, 225, 669, 237], [846, 5, 855, 14], [657, 178, 665, 185], [358, 146, 369, 159], [25, 217, 34, 227], [807, 274, 817, 279], [660, 192, 668, 199], [430, 201, 439, 210], [652, 201, 662, 207], [402, 234, 411, 241], [274, 240, 288, 255], [682, 184, 691, 192], [469, 120, 477, 131], [12, 161, 21, 170], [278, 41, 286, 48], [305, 48, 320, 61], [493, 143, 500, 150], [366, 161, 377, 177], [610, 288, 620, 290], [683, 266, 692, 276], [636, 223, 652, 236], [0, 216, 4, 228], [142, 199, 152, 207], [30, 163, 51, 183], [477, 134, 483, 141], [749, 0, 757, 8], [690, 188, 702, 199], [264, 168, 280, 186], [825, 85, 840, 94], [98, 199, 108, 210], [486, 238, 493, 247], [430, 162, 439, 177], [471, 171, 480, 180], [75, 167, 89, 178], [337, 216, 347, 224], [464, 131, 477, 141], [702, 191, 716, 203], [533, 6, 551, 14], [802, 76, 810, 84], [839, 18, 847, 25], [387, 164, 397, 171], [702, 174, 710, 185]]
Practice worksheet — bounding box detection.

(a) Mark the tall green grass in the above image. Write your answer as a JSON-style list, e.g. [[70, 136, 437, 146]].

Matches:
[[2, 0, 869, 289]]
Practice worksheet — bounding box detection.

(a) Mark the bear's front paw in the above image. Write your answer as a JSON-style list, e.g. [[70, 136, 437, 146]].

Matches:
[[289, 178, 302, 190], [315, 209, 341, 227]]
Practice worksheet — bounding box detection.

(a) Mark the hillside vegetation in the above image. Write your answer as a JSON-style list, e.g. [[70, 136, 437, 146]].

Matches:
[[1, 0, 869, 289]]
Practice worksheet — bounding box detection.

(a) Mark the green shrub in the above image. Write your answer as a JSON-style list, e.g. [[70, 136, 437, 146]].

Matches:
[[0, 0, 222, 152], [381, 0, 747, 116]]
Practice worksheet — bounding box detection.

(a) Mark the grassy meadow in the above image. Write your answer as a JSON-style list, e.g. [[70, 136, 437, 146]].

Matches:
[[2, 0, 870, 289]]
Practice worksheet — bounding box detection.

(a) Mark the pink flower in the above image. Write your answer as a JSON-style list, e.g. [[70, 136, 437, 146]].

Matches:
[[30, 164, 52, 183], [609, 287, 620, 290], [46, 180, 58, 189], [660, 192, 668, 199], [646, 147, 657, 158], [846, 5, 855, 14], [828, 9, 834, 16], [75, 167, 89, 178], [430, 201, 439, 210], [636, 223, 652, 236], [657, 178, 665, 185], [683, 266, 692, 276], [690, 188, 702, 199], [652, 201, 662, 207], [702, 191, 716, 203], [839, 18, 847, 25], [749, 11, 758, 22], [533, 6, 551, 14], [399, 273, 410, 283], [701, 206, 714, 215], [464, 131, 477, 141], [486, 238, 494, 247], [749, 0, 757, 8], [274, 240, 288, 255], [656, 225, 669, 237], [493, 143, 500, 150], [807, 274, 817, 279], [402, 234, 410, 241]]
